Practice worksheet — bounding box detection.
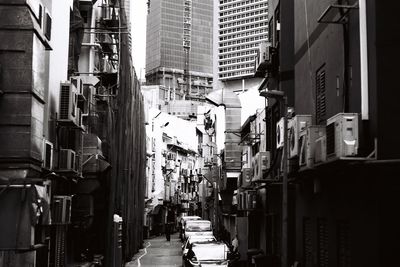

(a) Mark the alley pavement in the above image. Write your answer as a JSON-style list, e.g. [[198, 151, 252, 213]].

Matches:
[[126, 233, 182, 267]]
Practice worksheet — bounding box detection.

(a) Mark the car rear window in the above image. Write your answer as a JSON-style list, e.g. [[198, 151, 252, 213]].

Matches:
[[186, 221, 212, 231]]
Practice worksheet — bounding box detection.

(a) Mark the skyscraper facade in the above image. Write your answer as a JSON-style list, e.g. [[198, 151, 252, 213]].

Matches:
[[146, 0, 213, 98], [217, 0, 268, 81]]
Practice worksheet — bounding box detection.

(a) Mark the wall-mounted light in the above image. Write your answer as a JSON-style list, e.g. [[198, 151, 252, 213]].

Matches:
[[160, 122, 169, 128]]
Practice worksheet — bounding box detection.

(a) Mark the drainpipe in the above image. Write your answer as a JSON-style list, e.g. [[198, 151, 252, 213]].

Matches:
[[359, 0, 369, 120]]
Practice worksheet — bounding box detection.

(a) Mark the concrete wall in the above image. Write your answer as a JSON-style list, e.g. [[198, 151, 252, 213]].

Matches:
[[0, 2, 53, 176]]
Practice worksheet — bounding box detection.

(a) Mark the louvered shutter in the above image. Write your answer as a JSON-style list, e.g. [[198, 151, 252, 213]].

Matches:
[[316, 68, 326, 125]]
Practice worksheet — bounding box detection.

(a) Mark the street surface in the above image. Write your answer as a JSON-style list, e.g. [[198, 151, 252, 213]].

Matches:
[[126, 233, 182, 267]]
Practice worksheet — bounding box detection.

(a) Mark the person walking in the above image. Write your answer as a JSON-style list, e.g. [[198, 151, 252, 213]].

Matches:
[[165, 206, 174, 241]]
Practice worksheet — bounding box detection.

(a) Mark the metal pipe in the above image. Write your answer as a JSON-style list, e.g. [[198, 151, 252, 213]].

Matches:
[[359, 0, 369, 120], [282, 96, 288, 267], [81, 42, 102, 49], [364, 159, 400, 165]]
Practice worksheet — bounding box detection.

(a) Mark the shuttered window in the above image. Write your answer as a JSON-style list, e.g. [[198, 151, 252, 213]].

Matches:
[[316, 67, 326, 125], [337, 221, 351, 267], [303, 217, 313, 267], [317, 218, 329, 267]]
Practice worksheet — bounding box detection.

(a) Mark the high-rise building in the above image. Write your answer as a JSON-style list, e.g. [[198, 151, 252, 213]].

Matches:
[[145, 0, 213, 99], [217, 0, 268, 81]]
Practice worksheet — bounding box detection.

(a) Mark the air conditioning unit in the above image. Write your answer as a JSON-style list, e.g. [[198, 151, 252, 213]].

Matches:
[[299, 126, 326, 169], [245, 190, 257, 210], [58, 81, 79, 127], [252, 151, 271, 181], [71, 76, 85, 101], [276, 117, 285, 148], [42, 139, 53, 170], [326, 113, 359, 158], [76, 109, 83, 129], [51, 195, 72, 224], [237, 190, 246, 211], [314, 129, 327, 164], [101, 5, 112, 20], [239, 168, 253, 188], [242, 149, 250, 168], [204, 157, 213, 166], [255, 42, 275, 70], [166, 160, 175, 170], [288, 115, 312, 158], [152, 137, 156, 152], [167, 152, 176, 161], [59, 149, 76, 171]]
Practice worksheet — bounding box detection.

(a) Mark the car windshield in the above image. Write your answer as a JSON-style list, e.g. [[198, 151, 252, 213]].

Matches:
[[186, 221, 212, 231], [183, 217, 201, 226], [189, 237, 215, 245], [192, 243, 227, 261]]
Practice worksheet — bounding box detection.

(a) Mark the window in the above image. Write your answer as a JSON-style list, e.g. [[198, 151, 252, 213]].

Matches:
[[44, 12, 52, 40], [317, 218, 329, 267], [316, 66, 326, 125], [337, 221, 350, 267], [303, 217, 313, 267]]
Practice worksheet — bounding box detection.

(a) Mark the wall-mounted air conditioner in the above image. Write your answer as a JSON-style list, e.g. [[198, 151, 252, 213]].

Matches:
[[51, 195, 72, 224], [167, 152, 176, 161], [326, 113, 359, 158], [71, 76, 85, 101], [59, 149, 76, 171], [204, 157, 213, 166], [255, 42, 275, 70], [288, 115, 312, 158], [237, 190, 246, 211], [76, 109, 83, 129], [314, 128, 327, 164], [166, 160, 175, 170], [276, 117, 285, 149], [42, 139, 53, 170], [245, 190, 257, 210], [239, 168, 253, 188], [252, 151, 271, 181], [299, 126, 326, 169], [58, 81, 79, 127], [152, 137, 156, 152]]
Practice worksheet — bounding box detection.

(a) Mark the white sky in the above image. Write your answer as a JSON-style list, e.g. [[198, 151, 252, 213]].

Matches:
[[131, 1, 147, 80]]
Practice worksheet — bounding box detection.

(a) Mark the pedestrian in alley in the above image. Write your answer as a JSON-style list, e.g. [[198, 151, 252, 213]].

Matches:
[[165, 206, 174, 241]]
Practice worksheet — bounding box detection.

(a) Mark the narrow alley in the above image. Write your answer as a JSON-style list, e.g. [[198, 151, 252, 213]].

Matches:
[[126, 233, 182, 267], [1, 0, 400, 267]]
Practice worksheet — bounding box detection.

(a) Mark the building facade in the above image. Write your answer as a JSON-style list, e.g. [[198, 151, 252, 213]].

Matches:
[[250, 0, 400, 266], [145, 0, 213, 99], [0, 1, 146, 266], [217, 0, 269, 81]]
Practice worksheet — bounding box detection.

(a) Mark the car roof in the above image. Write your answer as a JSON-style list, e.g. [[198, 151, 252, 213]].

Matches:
[[192, 241, 224, 247], [181, 216, 201, 221], [186, 220, 211, 224]]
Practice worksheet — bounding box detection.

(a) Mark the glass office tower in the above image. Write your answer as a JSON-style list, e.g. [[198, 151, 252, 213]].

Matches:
[[146, 0, 213, 98]]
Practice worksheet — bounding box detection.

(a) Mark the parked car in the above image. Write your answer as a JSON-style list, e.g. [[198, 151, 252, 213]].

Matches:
[[183, 241, 229, 267], [182, 235, 217, 257], [180, 216, 202, 240], [183, 220, 213, 240]]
